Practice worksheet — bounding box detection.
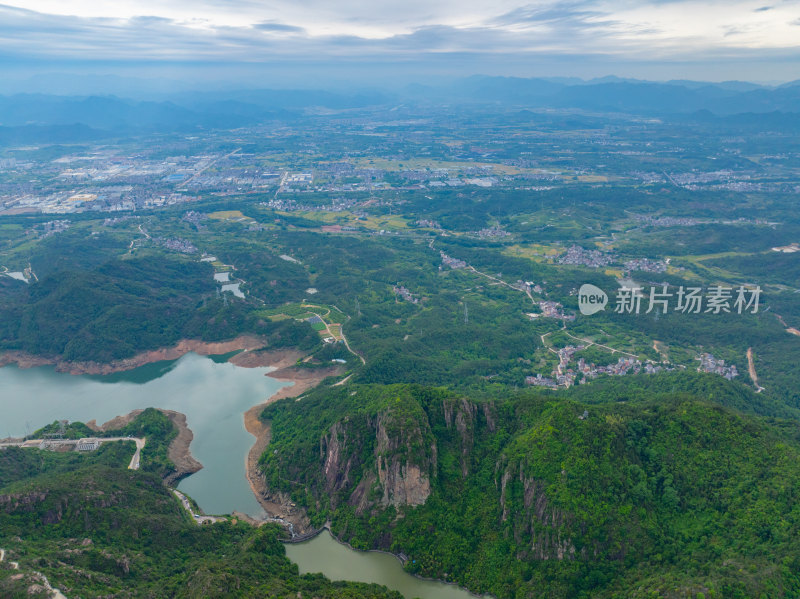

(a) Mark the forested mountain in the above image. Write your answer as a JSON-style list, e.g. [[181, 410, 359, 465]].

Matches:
[[260, 380, 800, 598], [2, 71, 800, 598], [0, 410, 402, 599]]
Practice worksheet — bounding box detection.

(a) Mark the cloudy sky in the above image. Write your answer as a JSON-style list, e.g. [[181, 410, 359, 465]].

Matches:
[[1, 0, 799, 88]]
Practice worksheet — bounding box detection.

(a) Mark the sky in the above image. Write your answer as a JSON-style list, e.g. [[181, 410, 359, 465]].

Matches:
[[1, 0, 799, 90]]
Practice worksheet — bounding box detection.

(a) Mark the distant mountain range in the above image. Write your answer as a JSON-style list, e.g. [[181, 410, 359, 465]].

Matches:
[[1, 76, 799, 142], [0, 89, 391, 136], [436, 75, 800, 115], [0, 94, 280, 133]]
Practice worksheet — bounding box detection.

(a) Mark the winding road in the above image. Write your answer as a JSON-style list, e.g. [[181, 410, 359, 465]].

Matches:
[[172, 489, 226, 525], [127, 437, 146, 469], [302, 303, 366, 365], [560, 327, 638, 358], [0, 437, 145, 470]]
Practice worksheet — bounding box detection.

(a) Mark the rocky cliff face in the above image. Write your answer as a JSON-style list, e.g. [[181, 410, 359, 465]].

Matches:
[[374, 409, 435, 507], [316, 396, 502, 513], [443, 398, 476, 477], [319, 405, 437, 513], [498, 459, 577, 561], [0, 492, 50, 515], [321, 420, 355, 496], [268, 386, 587, 565], [442, 397, 497, 477], [313, 392, 578, 560]]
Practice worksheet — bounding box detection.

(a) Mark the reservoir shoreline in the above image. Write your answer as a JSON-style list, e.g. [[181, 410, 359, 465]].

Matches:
[[0, 334, 275, 375], [243, 362, 342, 534], [238, 363, 485, 599], [0, 340, 346, 523], [83, 408, 203, 487], [0, 347, 300, 517], [0, 348, 483, 598]]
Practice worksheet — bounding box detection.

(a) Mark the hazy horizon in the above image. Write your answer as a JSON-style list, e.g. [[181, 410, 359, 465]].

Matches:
[[1, 0, 799, 94], [0, 69, 796, 99]]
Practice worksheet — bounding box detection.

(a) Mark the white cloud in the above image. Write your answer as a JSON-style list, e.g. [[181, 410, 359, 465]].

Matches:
[[0, 0, 797, 69]]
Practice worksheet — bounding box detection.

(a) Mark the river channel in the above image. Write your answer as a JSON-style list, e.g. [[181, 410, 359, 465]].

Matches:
[[286, 530, 482, 599]]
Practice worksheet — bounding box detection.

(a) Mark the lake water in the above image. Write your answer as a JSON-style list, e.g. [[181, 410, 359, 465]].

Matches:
[[221, 282, 244, 298], [1, 354, 483, 597], [0, 353, 289, 517], [4, 271, 27, 282], [286, 530, 482, 599]]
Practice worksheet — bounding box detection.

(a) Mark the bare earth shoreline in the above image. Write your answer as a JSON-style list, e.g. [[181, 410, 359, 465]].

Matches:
[[0, 334, 271, 375], [242, 363, 341, 533], [0, 336, 342, 531], [84, 409, 204, 486]]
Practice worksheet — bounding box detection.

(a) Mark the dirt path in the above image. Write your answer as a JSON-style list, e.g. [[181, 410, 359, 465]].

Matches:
[[340, 327, 366, 364], [652, 340, 669, 361], [300, 303, 365, 365], [128, 438, 145, 470], [562, 328, 638, 358], [468, 265, 535, 305], [333, 373, 353, 386], [774, 314, 800, 337], [467, 264, 641, 360], [747, 347, 765, 393]]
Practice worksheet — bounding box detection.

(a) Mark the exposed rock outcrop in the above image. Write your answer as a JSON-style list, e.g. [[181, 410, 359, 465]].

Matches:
[[319, 405, 437, 514], [374, 409, 433, 507], [443, 398, 497, 477], [498, 459, 577, 562]]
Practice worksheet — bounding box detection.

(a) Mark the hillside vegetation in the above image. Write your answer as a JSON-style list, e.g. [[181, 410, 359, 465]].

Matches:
[[0, 410, 401, 599], [260, 379, 800, 598]]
